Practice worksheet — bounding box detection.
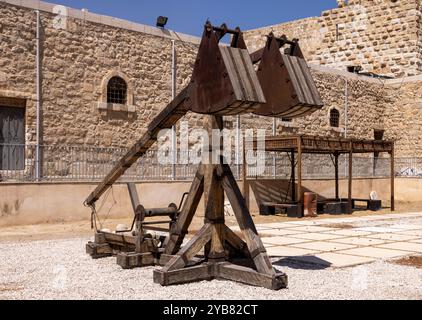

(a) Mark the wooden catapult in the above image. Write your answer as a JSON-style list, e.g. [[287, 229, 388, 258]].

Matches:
[[85, 22, 323, 290]]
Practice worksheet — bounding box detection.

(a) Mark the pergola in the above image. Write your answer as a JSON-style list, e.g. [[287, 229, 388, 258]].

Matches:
[[245, 135, 395, 214]]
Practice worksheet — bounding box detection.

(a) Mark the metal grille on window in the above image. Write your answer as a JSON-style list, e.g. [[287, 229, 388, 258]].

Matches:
[[330, 109, 340, 128], [107, 77, 127, 104]]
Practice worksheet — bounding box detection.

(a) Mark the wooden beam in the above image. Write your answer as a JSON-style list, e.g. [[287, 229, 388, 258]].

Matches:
[[334, 152, 339, 200], [203, 116, 226, 262], [164, 165, 205, 255], [242, 137, 250, 209], [164, 223, 213, 272], [297, 137, 303, 204], [390, 143, 395, 211], [291, 150, 296, 202], [219, 164, 274, 276], [85, 87, 190, 206], [154, 264, 215, 286], [218, 263, 287, 290], [348, 142, 353, 214]]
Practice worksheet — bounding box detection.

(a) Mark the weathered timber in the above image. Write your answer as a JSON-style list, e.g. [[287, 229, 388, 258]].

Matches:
[[116, 252, 155, 269], [164, 165, 205, 255], [218, 163, 274, 276], [154, 264, 215, 286], [217, 263, 288, 290]]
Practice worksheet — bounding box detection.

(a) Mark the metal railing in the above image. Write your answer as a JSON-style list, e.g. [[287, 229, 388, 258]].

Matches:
[[0, 144, 420, 183]]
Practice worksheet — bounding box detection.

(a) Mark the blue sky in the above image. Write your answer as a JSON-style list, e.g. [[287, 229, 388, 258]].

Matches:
[[50, 0, 337, 36]]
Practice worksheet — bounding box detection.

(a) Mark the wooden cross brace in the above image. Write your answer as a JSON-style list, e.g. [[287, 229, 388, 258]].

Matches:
[[153, 116, 287, 290]]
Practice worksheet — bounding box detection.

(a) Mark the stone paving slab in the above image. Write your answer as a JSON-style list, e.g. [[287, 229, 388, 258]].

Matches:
[[287, 225, 336, 233], [338, 247, 411, 259], [258, 228, 307, 237], [286, 252, 376, 268], [261, 236, 312, 246], [388, 224, 422, 230], [289, 241, 357, 252], [376, 242, 422, 253], [257, 223, 302, 229], [365, 233, 421, 242], [266, 246, 319, 257], [394, 229, 422, 237], [325, 229, 373, 237], [330, 237, 389, 246], [289, 232, 347, 241], [355, 226, 399, 233]]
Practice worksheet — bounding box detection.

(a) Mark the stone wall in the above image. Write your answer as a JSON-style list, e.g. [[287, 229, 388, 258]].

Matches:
[[244, 0, 422, 77], [0, 0, 199, 148], [1, 0, 422, 162]]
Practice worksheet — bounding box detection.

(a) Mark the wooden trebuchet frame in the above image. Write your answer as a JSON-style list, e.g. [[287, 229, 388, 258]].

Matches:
[[84, 22, 324, 290]]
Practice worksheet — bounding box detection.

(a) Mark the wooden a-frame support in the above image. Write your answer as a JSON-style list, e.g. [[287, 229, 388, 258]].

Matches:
[[153, 116, 287, 290]]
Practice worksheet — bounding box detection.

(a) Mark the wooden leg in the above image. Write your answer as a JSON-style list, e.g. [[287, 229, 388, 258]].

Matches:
[[164, 165, 205, 255], [218, 164, 274, 276]]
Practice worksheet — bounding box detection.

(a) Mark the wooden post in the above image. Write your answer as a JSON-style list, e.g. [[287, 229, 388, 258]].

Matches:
[[334, 153, 339, 200], [390, 143, 395, 211], [242, 137, 250, 209], [291, 150, 296, 202], [297, 137, 303, 204], [203, 115, 225, 262], [348, 142, 353, 214]]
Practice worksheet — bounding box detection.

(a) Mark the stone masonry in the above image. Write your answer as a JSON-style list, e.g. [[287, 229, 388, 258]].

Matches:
[[1, 0, 422, 161]]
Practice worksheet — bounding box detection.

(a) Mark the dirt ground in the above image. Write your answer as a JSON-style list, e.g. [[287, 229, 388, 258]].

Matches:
[[1, 201, 422, 243]]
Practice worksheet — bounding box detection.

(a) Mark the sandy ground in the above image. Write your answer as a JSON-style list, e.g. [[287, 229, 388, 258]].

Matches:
[[0, 236, 421, 300], [1, 201, 421, 243], [1, 202, 422, 300]]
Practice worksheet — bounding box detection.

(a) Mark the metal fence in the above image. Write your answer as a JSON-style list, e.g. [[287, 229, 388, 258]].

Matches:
[[0, 144, 421, 183]]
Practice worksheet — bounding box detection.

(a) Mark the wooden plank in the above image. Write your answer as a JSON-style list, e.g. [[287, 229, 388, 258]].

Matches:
[[116, 252, 155, 269], [229, 48, 255, 102], [217, 263, 288, 290], [348, 142, 353, 214], [101, 232, 137, 246], [218, 164, 274, 276], [289, 56, 314, 104], [334, 153, 339, 200], [282, 55, 305, 103], [164, 223, 213, 272], [390, 143, 395, 211], [241, 48, 266, 103], [164, 165, 205, 255], [297, 137, 303, 203], [153, 264, 214, 286], [219, 46, 244, 102]]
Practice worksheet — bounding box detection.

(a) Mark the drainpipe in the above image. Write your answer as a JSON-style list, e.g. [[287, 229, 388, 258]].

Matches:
[[171, 40, 177, 180], [35, 10, 42, 181], [344, 77, 349, 139], [344, 77, 349, 178]]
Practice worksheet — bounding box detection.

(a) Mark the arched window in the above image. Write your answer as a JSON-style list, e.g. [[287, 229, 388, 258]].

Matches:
[[330, 108, 340, 128], [107, 76, 127, 104]]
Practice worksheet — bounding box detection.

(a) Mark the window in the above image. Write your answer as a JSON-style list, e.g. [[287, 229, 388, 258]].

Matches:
[[107, 76, 127, 104], [0, 105, 25, 170], [374, 129, 385, 141], [330, 109, 340, 128]]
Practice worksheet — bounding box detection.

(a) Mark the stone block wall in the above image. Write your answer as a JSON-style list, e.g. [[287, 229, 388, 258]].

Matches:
[[0, 1, 199, 148], [244, 0, 422, 77]]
